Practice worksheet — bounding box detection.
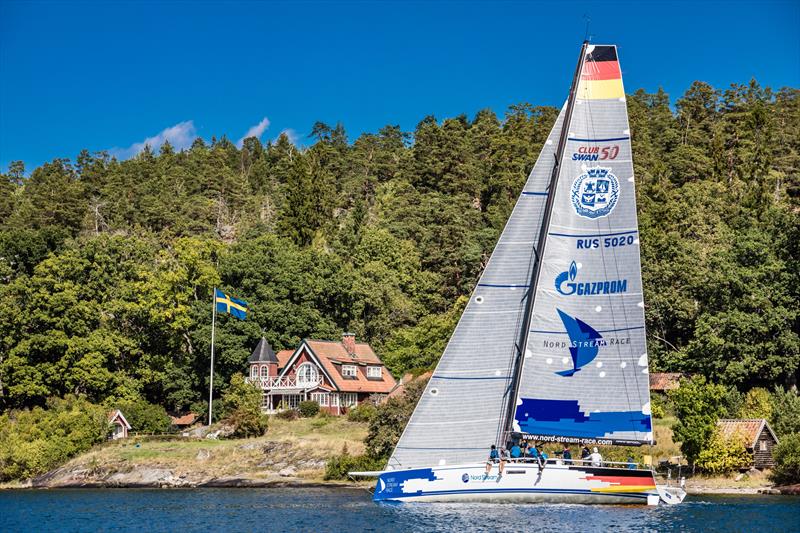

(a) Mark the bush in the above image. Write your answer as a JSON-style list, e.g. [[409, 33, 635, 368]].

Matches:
[[275, 409, 299, 421], [650, 395, 666, 419], [299, 400, 320, 418], [220, 374, 268, 438], [770, 433, 800, 486], [0, 396, 109, 481], [324, 446, 386, 480], [114, 398, 171, 434], [347, 402, 377, 423], [669, 376, 728, 465], [769, 387, 800, 438], [695, 428, 751, 474], [738, 388, 772, 420]]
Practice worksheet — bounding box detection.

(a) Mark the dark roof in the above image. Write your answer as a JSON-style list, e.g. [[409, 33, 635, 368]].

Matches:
[[249, 337, 278, 364]]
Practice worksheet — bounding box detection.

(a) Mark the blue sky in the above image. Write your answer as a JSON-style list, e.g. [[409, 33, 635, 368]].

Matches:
[[1, 0, 798, 172]]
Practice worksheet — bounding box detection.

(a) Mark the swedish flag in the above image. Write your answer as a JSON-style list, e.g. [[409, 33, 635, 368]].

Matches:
[[215, 288, 248, 320]]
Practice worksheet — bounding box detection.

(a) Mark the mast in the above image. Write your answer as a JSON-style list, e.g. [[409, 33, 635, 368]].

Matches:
[[501, 41, 589, 437]]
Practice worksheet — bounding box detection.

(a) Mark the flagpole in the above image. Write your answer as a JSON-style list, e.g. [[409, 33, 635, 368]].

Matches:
[[208, 287, 217, 426]]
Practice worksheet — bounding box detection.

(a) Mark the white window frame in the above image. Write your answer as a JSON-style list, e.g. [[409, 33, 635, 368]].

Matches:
[[310, 392, 329, 407], [330, 393, 340, 407], [283, 394, 301, 409], [367, 366, 382, 378], [296, 363, 320, 387], [250, 365, 258, 378], [342, 365, 358, 378], [759, 440, 768, 452], [260, 365, 269, 377], [341, 392, 358, 408]]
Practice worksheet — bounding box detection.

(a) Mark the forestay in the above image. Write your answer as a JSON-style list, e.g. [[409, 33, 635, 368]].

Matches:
[[388, 107, 567, 470], [512, 45, 653, 446]]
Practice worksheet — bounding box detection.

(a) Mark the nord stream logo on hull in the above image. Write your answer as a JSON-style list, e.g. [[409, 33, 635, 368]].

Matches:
[[570, 167, 619, 219], [555, 261, 628, 296]]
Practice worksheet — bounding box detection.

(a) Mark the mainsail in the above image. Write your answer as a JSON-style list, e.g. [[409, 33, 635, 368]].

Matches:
[[388, 107, 568, 470], [512, 44, 653, 446]]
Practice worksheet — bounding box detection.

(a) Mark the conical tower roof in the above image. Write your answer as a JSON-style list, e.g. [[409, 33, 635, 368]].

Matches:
[[248, 337, 278, 364]]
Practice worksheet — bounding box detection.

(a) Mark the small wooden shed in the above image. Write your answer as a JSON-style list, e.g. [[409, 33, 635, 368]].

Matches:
[[107, 409, 132, 440], [716, 418, 780, 470]]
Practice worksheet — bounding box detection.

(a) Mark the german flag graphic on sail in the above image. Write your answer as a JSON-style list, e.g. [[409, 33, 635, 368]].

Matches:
[[577, 45, 624, 100]]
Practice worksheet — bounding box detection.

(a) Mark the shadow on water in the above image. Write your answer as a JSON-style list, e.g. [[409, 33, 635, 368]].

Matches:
[[1, 488, 798, 533]]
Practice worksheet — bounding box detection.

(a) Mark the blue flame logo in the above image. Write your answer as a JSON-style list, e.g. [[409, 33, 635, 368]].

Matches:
[[556, 308, 604, 377], [555, 261, 578, 295]]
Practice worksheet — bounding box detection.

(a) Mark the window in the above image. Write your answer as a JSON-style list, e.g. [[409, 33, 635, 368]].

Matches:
[[260, 365, 269, 377], [341, 392, 358, 408], [250, 365, 258, 379], [342, 365, 357, 378], [282, 394, 301, 409], [310, 392, 329, 406], [296, 363, 320, 387], [330, 394, 340, 407], [759, 440, 768, 452], [367, 366, 382, 379]]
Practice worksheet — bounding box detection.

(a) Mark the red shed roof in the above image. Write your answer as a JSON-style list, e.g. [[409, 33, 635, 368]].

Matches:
[[717, 418, 779, 448]]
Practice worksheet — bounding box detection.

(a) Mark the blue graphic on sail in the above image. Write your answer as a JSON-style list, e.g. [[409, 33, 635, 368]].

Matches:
[[556, 309, 603, 377], [554, 261, 578, 295]]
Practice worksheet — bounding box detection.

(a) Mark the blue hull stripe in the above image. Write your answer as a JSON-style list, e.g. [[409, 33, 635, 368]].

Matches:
[[530, 325, 645, 335], [522, 191, 548, 196], [567, 137, 631, 142], [375, 487, 650, 501], [548, 230, 638, 238]]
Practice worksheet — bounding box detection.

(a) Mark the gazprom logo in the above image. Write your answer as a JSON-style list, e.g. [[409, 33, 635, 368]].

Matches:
[[571, 167, 620, 219], [555, 261, 628, 296], [462, 473, 469, 483]]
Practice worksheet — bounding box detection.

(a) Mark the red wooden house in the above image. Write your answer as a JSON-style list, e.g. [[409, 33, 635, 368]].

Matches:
[[247, 333, 397, 415]]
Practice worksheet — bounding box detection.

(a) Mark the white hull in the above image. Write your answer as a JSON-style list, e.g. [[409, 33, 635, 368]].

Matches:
[[373, 462, 662, 505]]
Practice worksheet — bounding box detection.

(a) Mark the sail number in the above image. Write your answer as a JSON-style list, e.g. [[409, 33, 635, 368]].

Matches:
[[576, 234, 636, 249]]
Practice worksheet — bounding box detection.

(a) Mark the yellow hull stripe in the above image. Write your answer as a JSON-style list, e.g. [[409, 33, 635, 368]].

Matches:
[[577, 78, 625, 100]]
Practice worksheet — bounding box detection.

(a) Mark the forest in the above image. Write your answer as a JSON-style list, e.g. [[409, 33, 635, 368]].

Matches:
[[0, 79, 798, 421]]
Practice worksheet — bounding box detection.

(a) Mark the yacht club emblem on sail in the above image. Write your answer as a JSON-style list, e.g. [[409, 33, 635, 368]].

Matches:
[[571, 167, 619, 218]]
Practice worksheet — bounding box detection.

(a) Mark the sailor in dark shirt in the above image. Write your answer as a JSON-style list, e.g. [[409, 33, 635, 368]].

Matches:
[[562, 445, 572, 465]]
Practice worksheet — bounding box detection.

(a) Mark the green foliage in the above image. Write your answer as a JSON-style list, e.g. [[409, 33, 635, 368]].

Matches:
[[113, 399, 171, 434], [324, 444, 386, 480], [650, 394, 667, 419], [0, 396, 108, 481], [298, 400, 320, 418], [220, 373, 267, 438], [365, 377, 428, 460], [695, 428, 751, 474], [769, 387, 800, 438], [669, 376, 729, 465], [770, 433, 800, 486], [347, 402, 378, 423], [738, 387, 773, 420]]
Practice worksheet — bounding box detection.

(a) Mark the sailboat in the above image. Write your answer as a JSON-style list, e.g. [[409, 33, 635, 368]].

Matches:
[[355, 42, 686, 506]]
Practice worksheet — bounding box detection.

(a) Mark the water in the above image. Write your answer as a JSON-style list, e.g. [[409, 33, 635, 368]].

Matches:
[[1, 488, 797, 532]]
